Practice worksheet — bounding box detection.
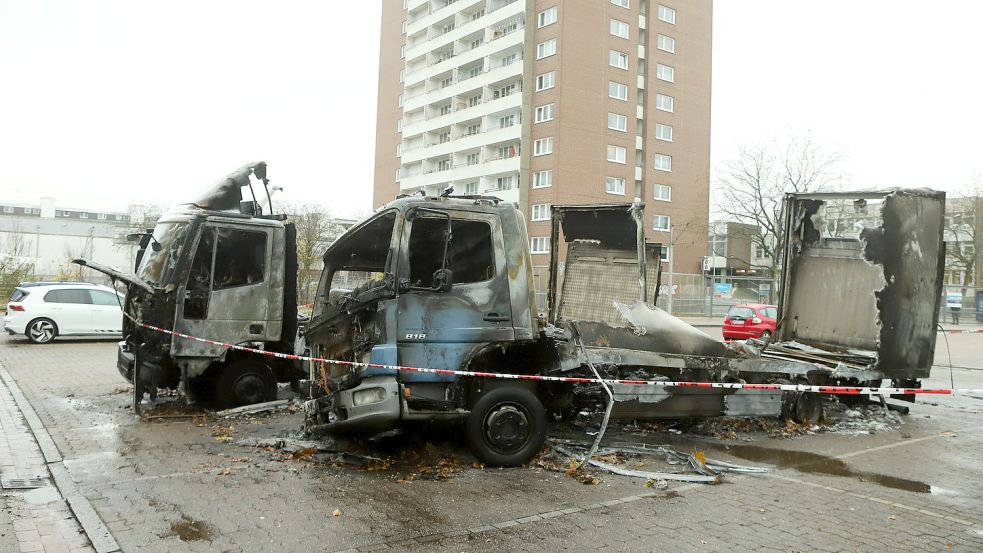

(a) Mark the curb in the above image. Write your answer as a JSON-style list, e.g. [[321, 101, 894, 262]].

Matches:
[[0, 365, 120, 553]]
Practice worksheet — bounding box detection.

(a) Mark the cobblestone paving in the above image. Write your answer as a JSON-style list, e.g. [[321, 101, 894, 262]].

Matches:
[[0, 365, 93, 553], [1, 333, 983, 552]]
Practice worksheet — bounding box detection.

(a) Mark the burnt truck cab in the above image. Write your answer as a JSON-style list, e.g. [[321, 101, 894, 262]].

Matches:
[[303, 194, 539, 441], [74, 162, 302, 409], [304, 189, 948, 467]]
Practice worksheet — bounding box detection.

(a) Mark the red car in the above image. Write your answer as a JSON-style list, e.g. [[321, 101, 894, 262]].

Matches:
[[722, 303, 778, 341]]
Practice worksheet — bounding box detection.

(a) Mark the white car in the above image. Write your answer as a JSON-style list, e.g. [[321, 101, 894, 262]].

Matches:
[[4, 283, 125, 344]]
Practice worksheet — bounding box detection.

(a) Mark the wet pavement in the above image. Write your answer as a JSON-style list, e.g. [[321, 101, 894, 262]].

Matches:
[[1, 332, 983, 552]]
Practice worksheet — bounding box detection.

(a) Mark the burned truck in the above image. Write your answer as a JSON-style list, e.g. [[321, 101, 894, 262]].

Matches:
[[75, 162, 304, 410], [302, 188, 946, 466]]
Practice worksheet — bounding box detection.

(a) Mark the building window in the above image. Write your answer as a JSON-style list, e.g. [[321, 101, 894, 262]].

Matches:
[[466, 123, 481, 135], [97, 213, 108, 220], [536, 39, 557, 60], [656, 64, 674, 82], [655, 123, 673, 141], [467, 152, 480, 165], [498, 144, 517, 158], [607, 145, 627, 164], [496, 175, 514, 190], [397, 119, 403, 132], [612, 0, 630, 7], [471, 38, 483, 50], [537, 6, 557, 28], [605, 177, 626, 195], [396, 144, 402, 156], [534, 137, 554, 156], [398, 94, 404, 107], [609, 81, 629, 101], [438, 131, 451, 143], [497, 83, 517, 97], [610, 19, 629, 39], [658, 5, 676, 24], [654, 153, 672, 171], [471, 9, 485, 20], [652, 215, 671, 231], [531, 237, 550, 254], [608, 113, 628, 132], [399, 69, 405, 83], [440, 77, 453, 89], [499, 114, 516, 128], [536, 71, 555, 91], [465, 181, 479, 194], [2, 205, 13, 213], [533, 170, 553, 188], [502, 53, 517, 66], [395, 168, 401, 181], [659, 245, 670, 262], [535, 104, 555, 123], [469, 94, 482, 107], [531, 204, 551, 221], [609, 50, 629, 70], [657, 34, 675, 53], [115, 214, 124, 220], [656, 93, 674, 112], [60, 211, 71, 217], [654, 184, 672, 201], [440, 103, 452, 115], [400, 44, 406, 58], [438, 159, 451, 171]]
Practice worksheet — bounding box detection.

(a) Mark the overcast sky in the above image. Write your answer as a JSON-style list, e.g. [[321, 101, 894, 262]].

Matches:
[[1, 1, 981, 218]]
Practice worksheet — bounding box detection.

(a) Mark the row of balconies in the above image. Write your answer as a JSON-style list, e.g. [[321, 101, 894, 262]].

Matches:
[[401, 77, 523, 139], [402, 107, 521, 154], [406, 0, 519, 36], [405, 44, 521, 99], [405, 0, 524, 66]]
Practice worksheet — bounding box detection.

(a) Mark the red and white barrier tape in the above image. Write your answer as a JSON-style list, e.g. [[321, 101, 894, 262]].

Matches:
[[125, 316, 983, 397], [941, 328, 983, 334]]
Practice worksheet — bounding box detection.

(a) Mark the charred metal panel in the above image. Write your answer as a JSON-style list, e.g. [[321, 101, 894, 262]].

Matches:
[[190, 162, 266, 212], [778, 189, 946, 379], [553, 204, 642, 250], [500, 203, 538, 341], [608, 386, 781, 419], [555, 243, 662, 326]]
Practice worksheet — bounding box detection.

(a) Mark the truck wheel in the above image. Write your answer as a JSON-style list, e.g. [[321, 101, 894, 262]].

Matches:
[[466, 386, 547, 467], [214, 359, 277, 408], [775, 378, 822, 424], [26, 318, 58, 344]]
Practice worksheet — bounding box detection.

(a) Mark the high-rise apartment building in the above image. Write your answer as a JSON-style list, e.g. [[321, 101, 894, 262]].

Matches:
[[374, 0, 712, 273]]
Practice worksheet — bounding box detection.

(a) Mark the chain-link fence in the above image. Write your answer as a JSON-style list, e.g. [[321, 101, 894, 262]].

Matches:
[[532, 265, 779, 318]]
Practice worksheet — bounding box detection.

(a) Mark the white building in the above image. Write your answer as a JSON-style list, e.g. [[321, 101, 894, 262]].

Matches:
[[0, 197, 146, 284]]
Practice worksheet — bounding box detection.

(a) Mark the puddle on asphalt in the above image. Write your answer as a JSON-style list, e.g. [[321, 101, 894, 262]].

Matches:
[[162, 514, 214, 542], [713, 444, 934, 494]]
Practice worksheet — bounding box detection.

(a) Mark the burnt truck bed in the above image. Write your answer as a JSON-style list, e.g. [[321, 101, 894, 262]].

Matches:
[[543, 192, 946, 419]]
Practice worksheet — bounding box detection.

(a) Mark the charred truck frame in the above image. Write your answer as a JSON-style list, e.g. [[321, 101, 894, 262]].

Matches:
[[75, 163, 304, 411], [302, 188, 946, 466], [74, 162, 946, 466]]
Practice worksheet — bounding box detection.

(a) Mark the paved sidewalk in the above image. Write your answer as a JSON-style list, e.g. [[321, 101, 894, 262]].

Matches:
[[0, 372, 93, 553]]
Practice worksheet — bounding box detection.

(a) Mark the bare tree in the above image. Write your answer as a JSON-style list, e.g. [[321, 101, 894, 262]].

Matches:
[[714, 135, 845, 277], [944, 173, 983, 288], [0, 223, 35, 301], [286, 204, 345, 306]]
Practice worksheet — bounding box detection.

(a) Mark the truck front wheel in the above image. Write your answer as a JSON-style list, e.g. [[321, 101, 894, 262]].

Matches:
[[215, 359, 277, 408], [466, 386, 547, 467]]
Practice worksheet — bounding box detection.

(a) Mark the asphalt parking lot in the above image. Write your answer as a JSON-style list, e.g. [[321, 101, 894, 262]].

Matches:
[[1, 330, 982, 553]]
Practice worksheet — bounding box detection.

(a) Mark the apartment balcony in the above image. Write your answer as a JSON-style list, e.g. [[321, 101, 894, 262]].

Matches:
[[405, 0, 523, 62], [401, 85, 523, 138], [401, 122, 520, 164], [404, 18, 523, 86], [404, 59, 523, 112], [399, 150, 520, 191]]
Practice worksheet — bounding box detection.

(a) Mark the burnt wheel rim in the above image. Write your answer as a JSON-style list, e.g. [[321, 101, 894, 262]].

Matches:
[[483, 402, 531, 454], [230, 373, 267, 405], [29, 321, 54, 343]]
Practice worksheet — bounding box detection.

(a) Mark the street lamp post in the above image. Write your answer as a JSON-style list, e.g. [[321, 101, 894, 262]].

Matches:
[[667, 224, 674, 315]]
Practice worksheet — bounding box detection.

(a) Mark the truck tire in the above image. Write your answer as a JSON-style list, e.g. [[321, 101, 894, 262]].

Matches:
[[466, 386, 547, 467], [214, 359, 277, 408]]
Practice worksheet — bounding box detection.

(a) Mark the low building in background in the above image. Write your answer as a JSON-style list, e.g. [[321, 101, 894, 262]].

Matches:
[[0, 197, 147, 285]]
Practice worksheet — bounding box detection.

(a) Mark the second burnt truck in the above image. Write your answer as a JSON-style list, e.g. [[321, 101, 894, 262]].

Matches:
[[78, 164, 947, 466]]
